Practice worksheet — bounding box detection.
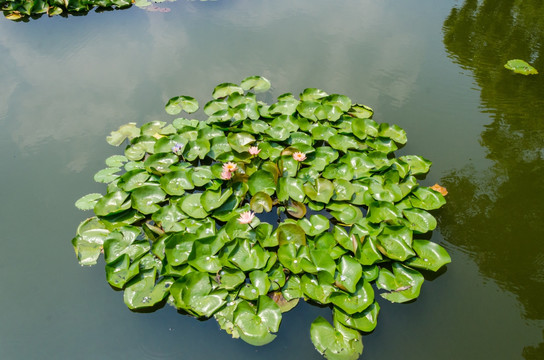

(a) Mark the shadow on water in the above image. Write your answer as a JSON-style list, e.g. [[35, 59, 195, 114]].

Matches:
[[441, 1, 544, 358]]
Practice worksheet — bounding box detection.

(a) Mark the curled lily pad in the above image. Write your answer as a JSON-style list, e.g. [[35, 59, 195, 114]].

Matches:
[[107, 123, 140, 146], [310, 317, 363, 360], [376, 262, 424, 303], [165, 96, 199, 115], [213, 82, 244, 99], [241, 75, 271, 93], [233, 296, 281, 346], [504, 59, 538, 75], [334, 301, 380, 332]]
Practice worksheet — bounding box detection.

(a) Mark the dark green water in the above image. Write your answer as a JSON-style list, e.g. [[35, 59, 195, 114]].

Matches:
[[0, 0, 542, 359]]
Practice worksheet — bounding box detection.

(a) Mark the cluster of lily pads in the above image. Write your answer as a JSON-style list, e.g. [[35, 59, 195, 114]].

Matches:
[[72, 76, 451, 360], [0, 0, 173, 20]]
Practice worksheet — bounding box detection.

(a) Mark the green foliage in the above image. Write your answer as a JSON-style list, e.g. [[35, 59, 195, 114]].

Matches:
[[0, 0, 175, 21], [504, 59, 538, 75], [72, 76, 450, 360]]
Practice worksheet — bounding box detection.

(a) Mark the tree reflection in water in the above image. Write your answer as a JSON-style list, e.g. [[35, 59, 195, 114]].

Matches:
[[442, 1, 544, 358]]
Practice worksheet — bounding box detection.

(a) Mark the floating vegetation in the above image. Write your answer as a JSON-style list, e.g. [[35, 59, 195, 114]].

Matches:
[[0, 0, 176, 21], [504, 59, 539, 75], [72, 76, 451, 359]]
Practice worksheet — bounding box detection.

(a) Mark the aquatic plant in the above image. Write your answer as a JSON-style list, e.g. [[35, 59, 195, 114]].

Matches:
[[0, 0, 175, 20], [504, 59, 538, 75], [72, 76, 451, 359]]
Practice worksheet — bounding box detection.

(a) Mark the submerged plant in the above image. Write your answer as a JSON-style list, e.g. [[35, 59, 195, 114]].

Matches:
[[72, 76, 451, 359]]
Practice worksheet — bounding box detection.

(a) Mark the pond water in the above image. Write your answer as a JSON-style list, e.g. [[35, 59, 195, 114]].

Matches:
[[1, 0, 543, 359]]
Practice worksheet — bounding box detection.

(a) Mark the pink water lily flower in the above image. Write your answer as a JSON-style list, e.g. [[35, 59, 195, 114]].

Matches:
[[223, 162, 238, 173], [220, 170, 232, 180], [293, 152, 306, 161], [238, 211, 255, 224], [249, 146, 261, 156]]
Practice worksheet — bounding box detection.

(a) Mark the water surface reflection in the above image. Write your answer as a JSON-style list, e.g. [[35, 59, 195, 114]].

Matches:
[[442, 1, 544, 357]]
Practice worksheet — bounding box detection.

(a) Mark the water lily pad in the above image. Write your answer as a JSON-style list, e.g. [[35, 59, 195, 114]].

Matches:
[[404, 240, 451, 271], [400, 155, 432, 175], [410, 187, 446, 210], [181, 193, 209, 219], [124, 270, 173, 310], [299, 88, 328, 101], [248, 170, 276, 196], [107, 122, 140, 146], [376, 262, 424, 303], [298, 214, 330, 236], [213, 82, 244, 99], [330, 279, 374, 314], [402, 208, 437, 233], [94, 167, 121, 183], [334, 301, 380, 332], [159, 169, 194, 195], [144, 152, 178, 174], [376, 225, 415, 261], [504, 59, 538, 75], [304, 178, 334, 203], [131, 185, 166, 214], [352, 118, 379, 139], [233, 296, 281, 346], [310, 317, 363, 360], [335, 256, 362, 293], [241, 75, 271, 93], [94, 190, 131, 216], [165, 95, 199, 115], [75, 193, 102, 210]]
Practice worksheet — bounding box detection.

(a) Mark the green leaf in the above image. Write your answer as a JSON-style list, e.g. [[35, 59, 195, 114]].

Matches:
[[298, 214, 330, 236], [106, 123, 140, 146], [299, 88, 328, 101], [400, 155, 432, 175], [94, 190, 131, 216], [367, 201, 402, 223], [378, 123, 407, 144], [159, 169, 194, 195], [230, 239, 270, 271], [375, 225, 415, 261], [204, 99, 229, 116], [144, 152, 178, 174], [248, 170, 276, 196], [504, 59, 538, 75], [165, 95, 199, 115], [402, 208, 437, 233], [75, 193, 102, 210], [233, 296, 281, 346], [335, 256, 362, 293], [277, 223, 307, 246], [124, 270, 173, 310], [304, 178, 334, 203], [241, 75, 271, 93], [327, 203, 363, 225], [352, 118, 378, 139], [311, 125, 338, 141], [250, 191, 273, 213], [328, 134, 360, 153], [213, 82, 244, 99], [130, 185, 166, 215], [227, 132, 255, 153], [181, 193, 209, 219], [310, 317, 363, 360], [330, 279, 374, 314], [105, 254, 139, 288], [314, 105, 343, 121], [410, 187, 446, 210], [334, 301, 380, 332], [94, 167, 121, 183], [376, 262, 424, 303], [201, 188, 233, 212], [105, 155, 128, 167], [404, 240, 451, 271], [322, 94, 352, 112]]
